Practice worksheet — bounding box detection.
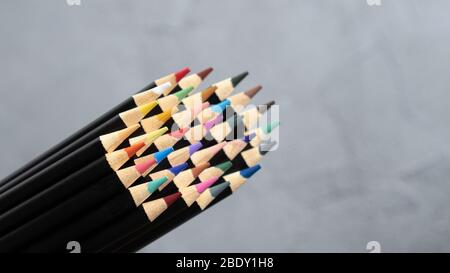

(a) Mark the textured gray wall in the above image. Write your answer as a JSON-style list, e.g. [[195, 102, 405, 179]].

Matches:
[[1, 0, 450, 252]]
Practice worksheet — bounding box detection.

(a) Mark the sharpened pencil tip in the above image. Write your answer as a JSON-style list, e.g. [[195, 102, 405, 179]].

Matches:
[[148, 176, 168, 193], [135, 158, 157, 174], [164, 192, 182, 207], [258, 100, 276, 114], [245, 85, 262, 99], [231, 71, 249, 87], [174, 86, 194, 100], [146, 127, 169, 143], [216, 161, 233, 172], [204, 114, 223, 131], [189, 142, 203, 155], [170, 127, 189, 138], [197, 67, 213, 80], [196, 176, 219, 193], [154, 147, 174, 162], [201, 86, 218, 102], [240, 165, 261, 178], [175, 67, 190, 82], [124, 142, 146, 158], [209, 181, 230, 197], [191, 162, 210, 178], [156, 110, 174, 123], [262, 120, 280, 134], [210, 99, 230, 113], [138, 101, 159, 116], [243, 132, 256, 143], [153, 82, 172, 95], [170, 162, 189, 175]]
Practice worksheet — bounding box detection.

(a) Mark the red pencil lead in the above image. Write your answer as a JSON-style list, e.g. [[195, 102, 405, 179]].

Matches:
[[175, 67, 190, 82]]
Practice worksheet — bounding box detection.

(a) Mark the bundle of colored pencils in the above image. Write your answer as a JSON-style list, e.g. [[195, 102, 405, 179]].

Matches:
[[0, 67, 278, 253]]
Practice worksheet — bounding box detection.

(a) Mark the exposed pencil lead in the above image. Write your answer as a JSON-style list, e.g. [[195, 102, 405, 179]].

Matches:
[[148, 177, 168, 194], [106, 141, 147, 171], [124, 142, 146, 158], [145, 127, 168, 143], [154, 147, 174, 163], [240, 165, 261, 178], [156, 109, 174, 122], [152, 82, 172, 95], [175, 67, 190, 82], [201, 86, 218, 101], [135, 158, 157, 175], [262, 120, 280, 134], [143, 192, 181, 221], [164, 192, 181, 207], [197, 67, 213, 80], [189, 142, 203, 155], [216, 161, 233, 172], [191, 162, 211, 177], [204, 114, 223, 131], [209, 181, 230, 197], [231, 71, 249, 87], [258, 100, 276, 114], [170, 127, 190, 139], [245, 85, 262, 98], [210, 99, 230, 113], [196, 176, 219, 193], [243, 132, 257, 143], [138, 101, 159, 116], [174, 86, 194, 100], [169, 162, 189, 176]]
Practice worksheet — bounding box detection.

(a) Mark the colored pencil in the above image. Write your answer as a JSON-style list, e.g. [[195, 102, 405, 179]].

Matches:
[[134, 71, 249, 139], [0, 127, 168, 237], [244, 120, 280, 150], [206, 119, 279, 167], [0, 67, 191, 189], [181, 71, 248, 110], [0, 67, 277, 253], [181, 86, 262, 146], [0, 84, 174, 212], [108, 165, 261, 253], [80, 175, 221, 253], [0, 67, 212, 196], [154, 161, 233, 201], [140, 141, 228, 177], [241, 100, 275, 131], [225, 141, 276, 175], [155, 126, 272, 199], [207, 101, 275, 145], [0, 123, 142, 213], [226, 85, 262, 116], [0, 147, 174, 251], [23, 162, 193, 252]]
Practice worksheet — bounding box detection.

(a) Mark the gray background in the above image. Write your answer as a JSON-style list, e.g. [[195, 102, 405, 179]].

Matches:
[[1, 0, 449, 252]]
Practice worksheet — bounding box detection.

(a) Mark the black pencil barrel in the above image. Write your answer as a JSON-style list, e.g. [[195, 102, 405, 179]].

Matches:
[[97, 198, 187, 253], [0, 115, 125, 213], [117, 188, 232, 253], [0, 156, 112, 236], [24, 192, 136, 252], [0, 139, 105, 213], [80, 207, 149, 253], [0, 175, 126, 251], [0, 81, 155, 189]]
